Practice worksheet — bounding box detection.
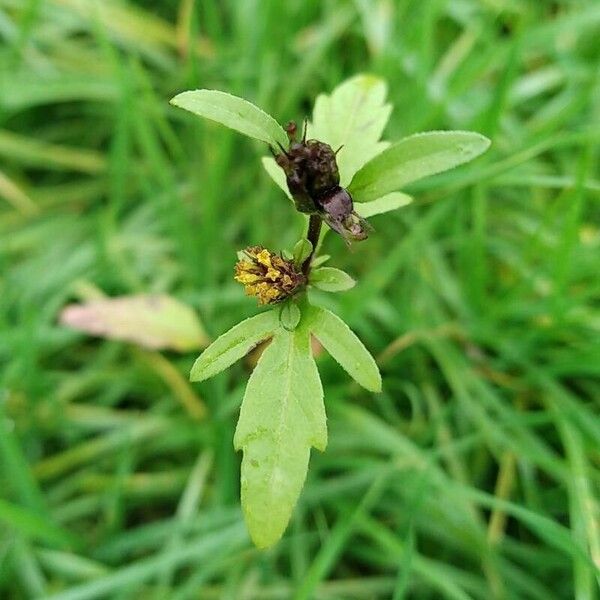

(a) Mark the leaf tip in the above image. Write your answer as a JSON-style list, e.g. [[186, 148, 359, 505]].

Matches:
[[247, 528, 281, 550], [189, 356, 209, 383], [475, 132, 492, 153], [360, 363, 383, 393], [243, 506, 286, 549], [369, 371, 383, 393], [240, 452, 296, 550], [189, 367, 204, 383], [169, 93, 185, 108], [242, 490, 292, 549]]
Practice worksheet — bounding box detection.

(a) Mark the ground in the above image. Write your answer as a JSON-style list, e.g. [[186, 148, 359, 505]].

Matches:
[[1, 1, 599, 598]]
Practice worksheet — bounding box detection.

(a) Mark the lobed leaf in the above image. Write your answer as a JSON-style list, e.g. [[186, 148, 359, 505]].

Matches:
[[308, 305, 381, 393], [60, 294, 208, 352], [310, 267, 356, 292], [308, 74, 392, 186], [234, 320, 326, 548], [349, 131, 491, 203], [190, 310, 280, 382], [170, 90, 288, 148]]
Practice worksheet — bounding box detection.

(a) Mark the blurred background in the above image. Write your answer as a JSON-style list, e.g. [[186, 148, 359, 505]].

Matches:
[[1, 1, 599, 598]]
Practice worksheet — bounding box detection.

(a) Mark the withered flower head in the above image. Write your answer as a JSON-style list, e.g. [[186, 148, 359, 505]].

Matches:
[[234, 246, 306, 305], [275, 136, 340, 214], [274, 121, 370, 244]]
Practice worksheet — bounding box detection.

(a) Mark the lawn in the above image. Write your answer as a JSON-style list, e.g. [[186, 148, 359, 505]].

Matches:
[[1, 1, 599, 598]]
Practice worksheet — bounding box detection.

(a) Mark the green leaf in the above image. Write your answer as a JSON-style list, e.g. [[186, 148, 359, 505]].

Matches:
[[354, 192, 413, 218], [190, 310, 280, 382], [293, 238, 313, 266], [310, 267, 355, 292], [234, 322, 326, 548], [308, 305, 381, 392], [308, 74, 392, 186], [279, 302, 301, 331], [348, 131, 491, 203], [311, 254, 331, 268], [60, 294, 208, 352], [170, 90, 288, 148], [261, 156, 291, 199]]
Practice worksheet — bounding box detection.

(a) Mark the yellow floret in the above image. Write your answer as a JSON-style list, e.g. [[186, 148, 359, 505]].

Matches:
[[255, 249, 273, 267], [234, 270, 261, 284], [234, 245, 305, 305], [265, 267, 282, 281]]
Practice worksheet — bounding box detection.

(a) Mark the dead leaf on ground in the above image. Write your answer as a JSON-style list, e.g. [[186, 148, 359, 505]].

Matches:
[[60, 294, 208, 352]]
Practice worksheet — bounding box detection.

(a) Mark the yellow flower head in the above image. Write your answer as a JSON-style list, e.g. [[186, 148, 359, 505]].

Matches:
[[234, 246, 305, 305]]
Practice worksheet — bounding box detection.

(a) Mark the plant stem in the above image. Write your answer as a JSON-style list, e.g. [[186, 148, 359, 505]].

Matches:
[[302, 214, 322, 276]]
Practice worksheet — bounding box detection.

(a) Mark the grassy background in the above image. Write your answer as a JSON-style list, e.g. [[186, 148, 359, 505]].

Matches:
[[1, 0, 600, 598]]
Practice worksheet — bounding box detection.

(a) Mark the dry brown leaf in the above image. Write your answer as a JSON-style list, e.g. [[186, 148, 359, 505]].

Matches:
[[60, 294, 208, 352]]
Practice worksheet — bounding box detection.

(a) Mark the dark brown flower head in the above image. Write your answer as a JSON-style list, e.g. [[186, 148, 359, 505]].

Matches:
[[275, 123, 340, 214], [234, 246, 306, 305], [274, 121, 369, 244]]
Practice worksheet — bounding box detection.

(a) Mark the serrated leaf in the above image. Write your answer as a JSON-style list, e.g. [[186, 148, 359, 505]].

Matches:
[[170, 90, 288, 148], [60, 294, 208, 352], [349, 131, 491, 203], [293, 238, 313, 266], [190, 310, 279, 382], [310, 267, 355, 292], [234, 321, 326, 548], [354, 192, 413, 218], [308, 74, 392, 186], [279, 302, 301, 331], [308, 305, 381, 392]]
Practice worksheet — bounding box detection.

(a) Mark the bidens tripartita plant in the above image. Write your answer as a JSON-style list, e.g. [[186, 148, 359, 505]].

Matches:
[[170, 75, 490, 548]]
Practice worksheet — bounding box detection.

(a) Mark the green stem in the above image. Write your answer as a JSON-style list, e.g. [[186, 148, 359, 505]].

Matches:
[[302, 214, 322, 276]]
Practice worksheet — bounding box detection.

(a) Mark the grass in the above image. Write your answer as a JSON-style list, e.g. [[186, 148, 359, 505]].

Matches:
[[1, 0, 599, 598]]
